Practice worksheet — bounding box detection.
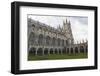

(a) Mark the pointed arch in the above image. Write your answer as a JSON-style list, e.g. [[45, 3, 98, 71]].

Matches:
[[75, 47, 78, 53], [50, 48, 53, 54], [29, 47, 36, 55], [44, 48, 48, 55], [55, 48, 58, 54], [80, 46, 84, 53], [71, 48, 73, 54], [37, 48, 43, 56], [38, 34, 43, 45]]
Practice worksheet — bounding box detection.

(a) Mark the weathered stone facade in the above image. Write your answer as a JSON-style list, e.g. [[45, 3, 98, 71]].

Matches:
[[28, 18, 88, 56]]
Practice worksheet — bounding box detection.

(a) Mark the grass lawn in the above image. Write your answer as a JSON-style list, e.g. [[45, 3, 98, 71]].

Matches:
[[28, 53, 88, 61]]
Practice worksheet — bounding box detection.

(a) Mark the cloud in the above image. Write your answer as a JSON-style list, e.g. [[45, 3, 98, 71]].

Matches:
[[28, 15, 64, 28], [68, 16, 88, 25], [67, 16, 88, 42]]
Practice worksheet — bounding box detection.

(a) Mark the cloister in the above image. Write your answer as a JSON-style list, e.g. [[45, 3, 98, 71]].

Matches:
[[29, 42, 88, 56], [28, 18, 88, 56]]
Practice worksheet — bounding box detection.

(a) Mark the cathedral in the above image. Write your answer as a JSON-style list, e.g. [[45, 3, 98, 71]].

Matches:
[[28, 18, 88, 56]]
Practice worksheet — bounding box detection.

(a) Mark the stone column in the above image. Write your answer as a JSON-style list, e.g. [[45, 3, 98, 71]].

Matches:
[[64, 40, 66, 46], [42, 48, 44, 55], [35, 48, 37, 55], [78, 47, 80, 53], [48, 49, 50, 55], [69, 48, 71, 54], [57, 49, 59, 54], [53, 49, 55, 54], [73, 47, 75, 54], [61, 48, 63, 54]]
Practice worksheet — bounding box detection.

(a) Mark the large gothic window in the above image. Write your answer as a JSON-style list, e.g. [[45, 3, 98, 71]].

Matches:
[[46, 36, 51, 45], [28, 32, 35, 45], [52, 37, 56, 46], [66, 40, 68, 45], [38, 34, 43, 45], [58, 38, 61, 46], [62, 39, 64, 46]]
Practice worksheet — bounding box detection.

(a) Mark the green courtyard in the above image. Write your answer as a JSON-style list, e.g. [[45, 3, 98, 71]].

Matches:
[[28, 53, 88, 61]]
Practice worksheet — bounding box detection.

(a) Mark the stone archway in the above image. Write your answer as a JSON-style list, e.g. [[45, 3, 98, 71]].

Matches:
[[67, 48, 69, 54], [37, 48, 43, 56], [62, 48, 66, 54], [44, 48, 48, 55], [59, 49, 62, 54], [29, 47, 36, 55], [50, 48, 53, 54], [70, 48, 73, 54], [80, 46, 84, 53], [55, 48, 58, 54], [75, 47, 78, 53]]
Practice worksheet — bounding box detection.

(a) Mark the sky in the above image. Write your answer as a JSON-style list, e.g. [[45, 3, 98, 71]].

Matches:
[[28, 15, 88, 43]]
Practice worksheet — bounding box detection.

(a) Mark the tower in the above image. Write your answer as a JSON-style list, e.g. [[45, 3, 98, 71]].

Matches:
[[62, 18, 74, 44]]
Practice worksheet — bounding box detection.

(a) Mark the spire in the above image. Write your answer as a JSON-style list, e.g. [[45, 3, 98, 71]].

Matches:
[[82, 39, 84, 43], [62, 20, 66, 30], [66, 18, 67, 24], [63, 20, 65, 25], [58, 24, 61, 30]]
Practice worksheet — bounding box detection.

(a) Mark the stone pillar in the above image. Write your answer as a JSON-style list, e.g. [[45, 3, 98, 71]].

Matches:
[[64, 40, 66, 46], [35, 48, 37, 55], [53, 49, 55, 54], [57, 49, 59, 54], [73, 47, 75, 54], [65, 48, 67, 54], [85, 46, 88, 53], [61, 49, 63, 54], [44, 36, 46, 46], [78, 47, 80, 53], [42, 48, 44, 55], [69, 48, 71, 54], [35, 34, 39, 46], [48, 48, 50, 55]]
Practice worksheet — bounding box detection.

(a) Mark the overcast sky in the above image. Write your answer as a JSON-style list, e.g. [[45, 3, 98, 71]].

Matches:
[[28, 15, 88, 43]]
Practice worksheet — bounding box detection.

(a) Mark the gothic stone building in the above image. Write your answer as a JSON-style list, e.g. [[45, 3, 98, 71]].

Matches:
[[28, 18, 88, 56]]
